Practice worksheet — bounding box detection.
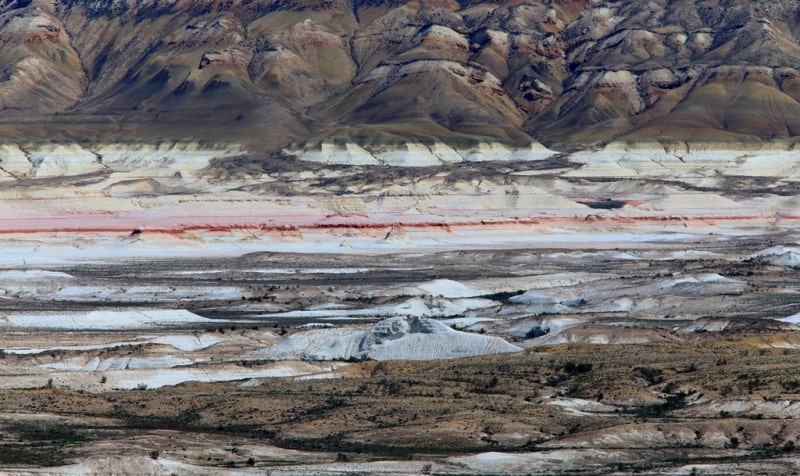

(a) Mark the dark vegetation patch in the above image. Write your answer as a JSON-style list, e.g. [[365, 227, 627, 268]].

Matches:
[[204, 151, 576, 190], [0, 422, 95, 467]]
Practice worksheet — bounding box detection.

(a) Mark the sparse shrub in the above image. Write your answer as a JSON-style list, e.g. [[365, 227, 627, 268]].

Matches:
[[345, 353, 369, 362], [136, 383, 149, 390], [634, 391, 690, 417], [562, 361, 592, 375], [634, 366, 663, 385], [383, 380, 403, 395], [150, 450, 160, 460], [336, 452, 349, 462], [781, 379, 800, 392], [100, 376, 107, 384], [246, 456, 255, 466], [746, 377, 763, 392]]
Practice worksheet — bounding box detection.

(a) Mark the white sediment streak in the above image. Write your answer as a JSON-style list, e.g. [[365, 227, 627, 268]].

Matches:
[[0, 310, 215, 330]]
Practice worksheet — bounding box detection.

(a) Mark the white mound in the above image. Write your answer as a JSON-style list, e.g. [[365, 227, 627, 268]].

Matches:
[[509, 291, 557, 305], [778, 313, 800, 325], [417, 279, 488, 298], [769, 252, 800, 268], [695, 273, 744, 284], [756, 246, 800, 268], [260, 316, 522, 361], [758, 245, 800, 256]]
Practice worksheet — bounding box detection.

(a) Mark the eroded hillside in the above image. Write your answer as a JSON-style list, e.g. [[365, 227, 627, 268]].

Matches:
[[2, 0, 800, 148]]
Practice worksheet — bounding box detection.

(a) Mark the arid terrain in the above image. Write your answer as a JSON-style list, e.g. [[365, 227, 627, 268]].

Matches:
[[1, 146, 799, 474], [2, 0, 800, 475]]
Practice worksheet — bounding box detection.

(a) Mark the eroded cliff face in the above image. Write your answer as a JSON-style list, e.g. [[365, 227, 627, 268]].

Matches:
[[2, 0, 800, 149]]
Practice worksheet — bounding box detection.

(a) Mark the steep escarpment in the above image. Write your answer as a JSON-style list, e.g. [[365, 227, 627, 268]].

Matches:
[[2, 0, 800, 149]]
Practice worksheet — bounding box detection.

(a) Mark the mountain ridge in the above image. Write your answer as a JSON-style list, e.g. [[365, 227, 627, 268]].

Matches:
[[2, 0, 800, 151]]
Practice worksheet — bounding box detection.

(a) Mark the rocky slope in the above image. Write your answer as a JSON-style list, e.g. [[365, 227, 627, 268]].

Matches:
[[3, 0, 800, 149]]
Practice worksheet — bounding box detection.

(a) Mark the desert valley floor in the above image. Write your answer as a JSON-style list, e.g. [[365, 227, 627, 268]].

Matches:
[[0, 142, 799, 474]]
